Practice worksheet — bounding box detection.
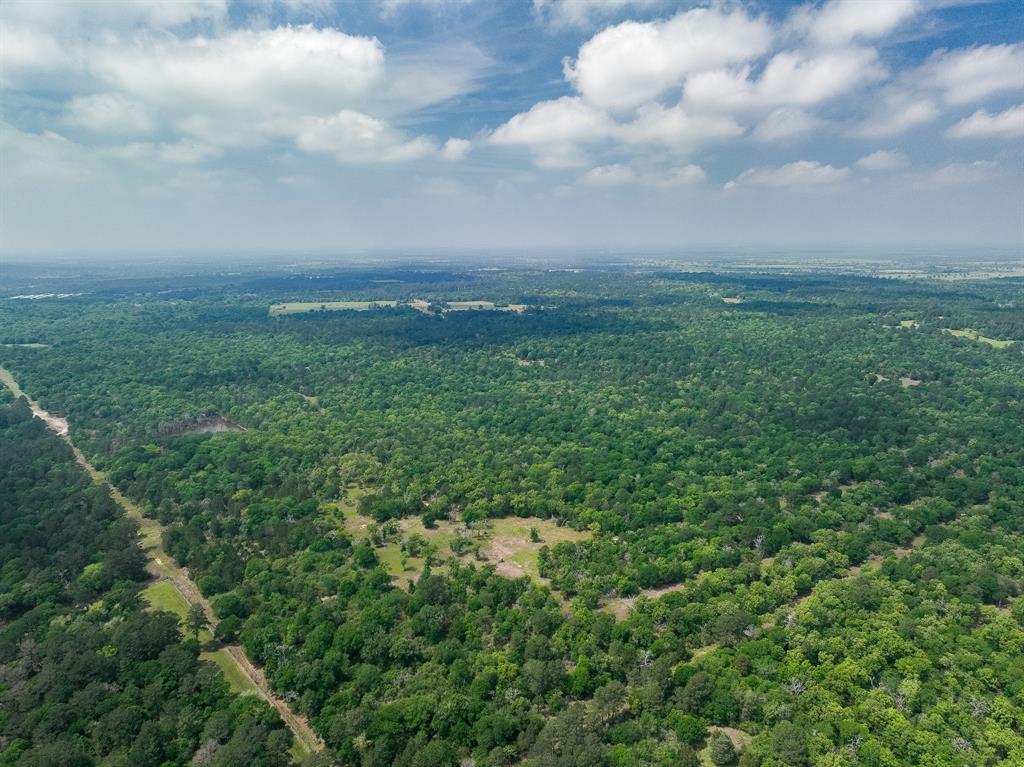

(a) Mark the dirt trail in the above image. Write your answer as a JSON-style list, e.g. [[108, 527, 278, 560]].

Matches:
[[0, 366, 324, 758]]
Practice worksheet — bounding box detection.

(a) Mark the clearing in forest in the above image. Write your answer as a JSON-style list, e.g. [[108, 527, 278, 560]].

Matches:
[[445, 300, 530, 312], [943, 328, 1015, 348], [331, 494, 590, 590], [699, 727, 753, 766], [269, 300, 399, 316], [600, 582, 687, 621]]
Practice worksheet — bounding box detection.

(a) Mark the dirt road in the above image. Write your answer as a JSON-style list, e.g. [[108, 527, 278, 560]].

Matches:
[[0, 366, 324, 759]]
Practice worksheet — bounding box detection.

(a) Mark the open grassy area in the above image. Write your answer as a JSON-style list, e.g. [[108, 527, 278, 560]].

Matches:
[[269, 300, 399, 316], [943, 328, 1015, 348], [331, 492, 590, 591], [201, 649, 259, 696], [142, 580, 214, 643], [445, 301, 530, 312]]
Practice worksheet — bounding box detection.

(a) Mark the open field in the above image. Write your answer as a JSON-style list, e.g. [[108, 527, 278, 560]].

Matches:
[[332, 492, 590, 592], [445, 300, 530, 312], [142, 579, 215, 644], [943, 328, 1015, 348], [270, 300, 399, 316]]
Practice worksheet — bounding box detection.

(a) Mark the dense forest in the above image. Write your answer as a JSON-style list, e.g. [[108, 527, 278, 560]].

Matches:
[[1, 262, 1022, 766]]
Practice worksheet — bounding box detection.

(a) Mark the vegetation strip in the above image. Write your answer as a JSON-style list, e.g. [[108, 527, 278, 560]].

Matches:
[[0, 365, 324, 760]]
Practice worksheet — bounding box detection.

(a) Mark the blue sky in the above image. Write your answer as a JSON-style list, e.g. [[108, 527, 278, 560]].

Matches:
[[1, 0, 1021, 256]]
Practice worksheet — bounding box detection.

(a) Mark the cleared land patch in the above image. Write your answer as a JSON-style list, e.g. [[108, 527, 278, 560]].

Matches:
[[600, 582, 687, 620], [331, 494, 589, 592], [943, 328, 1015, 348], [270, 300, 399, 316]]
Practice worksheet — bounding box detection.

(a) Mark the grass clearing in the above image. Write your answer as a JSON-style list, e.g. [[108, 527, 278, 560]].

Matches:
[[329, 492, 590, 592], [699, 727, 753, 766], [943, 328, 1015, 348], [270, 300, 399, 316], [141, 580, 214, 643], [445, 301, 530, 313], [201, 649, 259, 696], [722, 297, 743, 304]]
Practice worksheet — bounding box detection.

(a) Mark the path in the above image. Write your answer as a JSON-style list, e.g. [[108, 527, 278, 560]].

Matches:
[[0, 366, 324, 759]]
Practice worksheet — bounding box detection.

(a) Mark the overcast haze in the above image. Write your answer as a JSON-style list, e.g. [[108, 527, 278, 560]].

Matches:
[[1, 0, 1022, 257]]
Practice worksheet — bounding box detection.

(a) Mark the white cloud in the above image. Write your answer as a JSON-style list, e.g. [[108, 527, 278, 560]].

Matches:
[[580, 162, 705, 187], [490, 96, 615, 146], [564, 7, 772, 110], [685, 47, 886, 112], [0, 22, 72, 85], [581, 163, 636, 186], [726, 160, 850, 189], [799, 0, 920, 46], [921, 44, 1024, 105], [92, 26, 384, 128], [0, 0, 226, 30], [855, 150, 909, 171], [441, 137, 472, 161], [947, 105, 1024, 139], [925, 160, 1000, 186], [532, 0, 662, 30], [752, 107, 823, 141], [851, 94, 940, 137], [295, 110, 436, 163], [63, 93, 156, 134], [490, 97, 741, 166], [617, 103, 744, 146]]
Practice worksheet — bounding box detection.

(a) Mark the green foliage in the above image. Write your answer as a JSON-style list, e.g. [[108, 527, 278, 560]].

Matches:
[[2, 265, 1022, 767]]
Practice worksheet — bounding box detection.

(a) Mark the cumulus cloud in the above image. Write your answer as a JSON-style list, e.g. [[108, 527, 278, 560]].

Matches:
[[295, 110, 436, 163], [564, 7, 772, 110], [925, 160, 1001, 186], [617, 103, 744, 146], [752, 108, 823, 141], [797, 0, 920, 47], [63, 93, 156, 134], [491, 97, 615, 146], [851, 94, 940, 137], [856, 150, 909, 171], [490, 97, 741, 167], [580, 162, 705, 187], [441, 138, 472, 161], [685, 47, 885, 112], [726, 160, 850, 189], [921, 44, 1024, 105], [947, 105, 1024, 139], [91, 26, 384, 136], [580, 163, 636, 186]]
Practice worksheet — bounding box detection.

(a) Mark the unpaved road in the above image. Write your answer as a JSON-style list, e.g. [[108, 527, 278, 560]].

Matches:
[[0, 366, 324, 759]]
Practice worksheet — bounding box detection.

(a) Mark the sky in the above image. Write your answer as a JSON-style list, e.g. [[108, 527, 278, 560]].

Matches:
[[1, 0, 1022, 257]]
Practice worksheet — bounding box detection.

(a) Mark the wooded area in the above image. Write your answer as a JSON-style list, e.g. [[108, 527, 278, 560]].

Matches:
[[1, 265, 1021, 766]]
